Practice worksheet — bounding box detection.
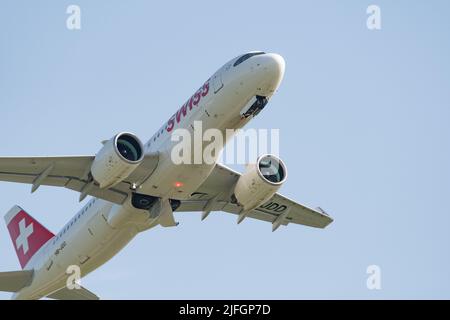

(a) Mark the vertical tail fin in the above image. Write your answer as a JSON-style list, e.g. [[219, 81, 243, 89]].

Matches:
[[4, 206, 54, 269]]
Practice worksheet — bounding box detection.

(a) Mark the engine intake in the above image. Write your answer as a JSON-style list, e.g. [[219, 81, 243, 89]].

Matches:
[[233, 154, 287, 211], [91, 132, 144, 188]]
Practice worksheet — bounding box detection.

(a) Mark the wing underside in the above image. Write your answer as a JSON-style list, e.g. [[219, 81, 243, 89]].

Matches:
[[0, 156, 333, 230], [178, 163, 333, 230], [0, 155, 159, 205]]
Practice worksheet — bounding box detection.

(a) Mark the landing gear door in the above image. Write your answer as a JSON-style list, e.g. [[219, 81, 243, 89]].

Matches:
[[212, 72, 223, 94]]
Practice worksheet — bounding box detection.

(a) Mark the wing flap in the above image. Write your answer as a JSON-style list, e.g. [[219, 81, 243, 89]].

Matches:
[[0, 172, 69, 187], [0, 156, 93, 177]]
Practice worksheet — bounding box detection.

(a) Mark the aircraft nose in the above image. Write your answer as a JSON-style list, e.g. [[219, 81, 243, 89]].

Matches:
[[263, 53, 285, 80], [257, 53, 285, 95]]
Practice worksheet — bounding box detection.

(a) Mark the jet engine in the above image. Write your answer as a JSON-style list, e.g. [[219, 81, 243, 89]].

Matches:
[[91, 132, 145, 188], [233, 154, 287, 211]]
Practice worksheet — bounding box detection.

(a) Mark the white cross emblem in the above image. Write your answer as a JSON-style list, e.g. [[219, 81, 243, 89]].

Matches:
[[15, 218, 33, 254]]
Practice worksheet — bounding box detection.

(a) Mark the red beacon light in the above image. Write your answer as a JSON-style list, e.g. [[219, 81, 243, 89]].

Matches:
[[174, 181, 183, 188]]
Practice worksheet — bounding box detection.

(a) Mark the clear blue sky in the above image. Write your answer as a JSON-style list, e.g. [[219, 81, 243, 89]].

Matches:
[[1, 1, 449, 299]]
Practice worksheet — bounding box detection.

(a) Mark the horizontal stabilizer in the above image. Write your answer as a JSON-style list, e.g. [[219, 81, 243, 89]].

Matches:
[[47, 286, 99, 300], [0, 270, 33, 292]]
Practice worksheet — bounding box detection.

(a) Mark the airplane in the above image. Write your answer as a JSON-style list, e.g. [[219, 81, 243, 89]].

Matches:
[[0, 51, 333, 300]]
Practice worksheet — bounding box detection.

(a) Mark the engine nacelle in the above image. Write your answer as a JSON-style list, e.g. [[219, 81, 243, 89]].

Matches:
[[233, 154, 288, 211], [91, 132, 144, 188]]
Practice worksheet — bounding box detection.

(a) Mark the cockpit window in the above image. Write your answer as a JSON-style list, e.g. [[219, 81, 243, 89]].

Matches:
[[233, 52, 265, 67]]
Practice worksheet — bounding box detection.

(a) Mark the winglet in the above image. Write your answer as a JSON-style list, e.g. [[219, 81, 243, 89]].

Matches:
[[317, 206, 330, 216]]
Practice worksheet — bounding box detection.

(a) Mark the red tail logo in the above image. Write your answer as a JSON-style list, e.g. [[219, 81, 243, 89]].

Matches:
[[4, 206, 54, 269]]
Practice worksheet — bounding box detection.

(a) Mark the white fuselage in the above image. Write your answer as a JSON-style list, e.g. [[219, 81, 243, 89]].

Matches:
[[13, 52, 285, 299]]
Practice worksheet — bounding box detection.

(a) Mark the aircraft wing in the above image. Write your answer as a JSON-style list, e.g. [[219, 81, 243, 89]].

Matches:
[[0, 155, 159, 204], [177, 163, 333, 230], [0, 155, 333, 230]]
